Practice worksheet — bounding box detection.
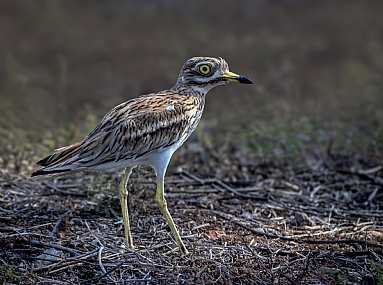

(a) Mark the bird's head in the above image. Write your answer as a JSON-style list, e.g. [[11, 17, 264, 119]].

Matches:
[[173, 57, 252, 94]]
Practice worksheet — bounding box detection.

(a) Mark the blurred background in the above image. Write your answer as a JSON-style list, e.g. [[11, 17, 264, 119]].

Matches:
[[1, 0, 382, 172]]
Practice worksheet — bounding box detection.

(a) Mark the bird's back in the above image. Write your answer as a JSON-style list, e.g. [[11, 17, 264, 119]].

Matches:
[[32, 91, 205, 176]]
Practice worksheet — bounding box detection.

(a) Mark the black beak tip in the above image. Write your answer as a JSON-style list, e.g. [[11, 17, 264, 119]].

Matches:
[[238, 76, 253, 84]]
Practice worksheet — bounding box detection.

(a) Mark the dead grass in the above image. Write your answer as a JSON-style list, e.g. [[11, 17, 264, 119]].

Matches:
[[1, 141, 382, 284], [1, 1, 383, 173], [1, 1, 383, 284]]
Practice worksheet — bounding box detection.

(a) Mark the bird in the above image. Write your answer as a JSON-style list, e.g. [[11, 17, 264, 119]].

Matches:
[[31, 57, 252, 255]]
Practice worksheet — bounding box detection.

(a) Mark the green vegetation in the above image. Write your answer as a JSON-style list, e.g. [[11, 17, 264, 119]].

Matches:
[[1, 1, 382, 171], [368, 259, 383, 285], [0, 264, 37, 285], [89, 167, 154, 217], [319, 267, 359, 284], [89, 172, 121, 217], [239, 117, 318, 163], [0, 2, 382, 284]]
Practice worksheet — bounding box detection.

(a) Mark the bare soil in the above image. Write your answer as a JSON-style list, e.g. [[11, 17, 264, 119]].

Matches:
[[1, 143, 382, 284], [1, 2, 383, 284]]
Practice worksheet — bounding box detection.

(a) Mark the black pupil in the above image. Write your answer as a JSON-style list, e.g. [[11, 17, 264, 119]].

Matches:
[[202, 66, 208, 72]]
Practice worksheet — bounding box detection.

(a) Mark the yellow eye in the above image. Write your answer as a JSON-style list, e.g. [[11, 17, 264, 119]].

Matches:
[[198, 64, 212, 75]]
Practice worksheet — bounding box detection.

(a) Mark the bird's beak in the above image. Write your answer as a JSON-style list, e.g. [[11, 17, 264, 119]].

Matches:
[[218, 71, 253, 84]]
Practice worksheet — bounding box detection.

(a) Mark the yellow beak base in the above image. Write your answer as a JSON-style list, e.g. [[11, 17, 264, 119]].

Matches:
[[219, 71, 253, 84]]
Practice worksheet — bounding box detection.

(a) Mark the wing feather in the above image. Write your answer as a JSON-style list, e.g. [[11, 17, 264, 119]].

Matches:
[[32, 92, 203, 175]]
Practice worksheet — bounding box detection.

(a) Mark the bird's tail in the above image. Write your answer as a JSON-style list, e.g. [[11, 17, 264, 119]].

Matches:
[[31, 141, 84, 177], [31, 167, 71, 177]]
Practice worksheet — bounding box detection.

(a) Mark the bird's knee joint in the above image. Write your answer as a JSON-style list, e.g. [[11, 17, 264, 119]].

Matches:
[[155, 196, 167, 208], [119, 184, 128, 197]]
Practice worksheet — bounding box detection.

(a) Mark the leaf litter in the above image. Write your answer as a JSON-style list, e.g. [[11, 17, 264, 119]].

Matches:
[[0, 141, 382, 284]]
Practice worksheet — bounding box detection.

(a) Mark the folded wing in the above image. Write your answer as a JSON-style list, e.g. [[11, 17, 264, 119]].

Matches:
[[32, 92, 201, 176]]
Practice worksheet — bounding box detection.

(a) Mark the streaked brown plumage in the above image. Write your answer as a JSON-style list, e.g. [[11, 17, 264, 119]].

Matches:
[[32, 56, 252, 255], [35, 93, 203, 173]]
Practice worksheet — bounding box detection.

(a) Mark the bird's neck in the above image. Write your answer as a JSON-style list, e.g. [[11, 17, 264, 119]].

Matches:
[[171, 83, 211, 98]]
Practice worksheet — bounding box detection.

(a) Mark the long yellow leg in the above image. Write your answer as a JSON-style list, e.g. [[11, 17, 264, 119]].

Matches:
[[119, 167, 134, 249], [155, 178, 189, 255]]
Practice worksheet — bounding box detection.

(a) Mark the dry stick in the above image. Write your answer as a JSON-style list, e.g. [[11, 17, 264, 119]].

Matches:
[[96, 246, 117, 284], [98, 246, 107, 275], [0, 206, 28, 213], [278, 271, 298, 285], [30, 243, 99, 276], [189, 241, 377, 258], [28, 239, 79, 255], [257, 198, 382, 220], [33, 248, 100, 272], [213, 180, 267, 200], [49, 210, 71, 238], [367, 187, 379, 202], [349, 212, 383, 218], [65, 248, 99, 261], [168, 178, 262, 193], [47, 260, 95, 275], [358, 165, 382, 175], [0, 240, 13, 264], [84, 220, 103, 246], [333, 167, 383, 185], [82, 261, 125, 285], [118, 245, 183, 269], [43, 181, 87, 197], [38, 277, 72, 285], [288, 227, 351, 239], [295, 252, 312, 283], [328, 205, 335, 224], [187, 257, 224, 283], [102, 277, 173, 284], [0, 206, 15, 213], [48, 258, 103, 275], [179, 170, 267, 200], [67, 258, 82, 285], [212, 210, 383, 249]]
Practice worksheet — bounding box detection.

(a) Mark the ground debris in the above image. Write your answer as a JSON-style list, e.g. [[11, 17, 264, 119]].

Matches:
[[1, 152, 382, 284]]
